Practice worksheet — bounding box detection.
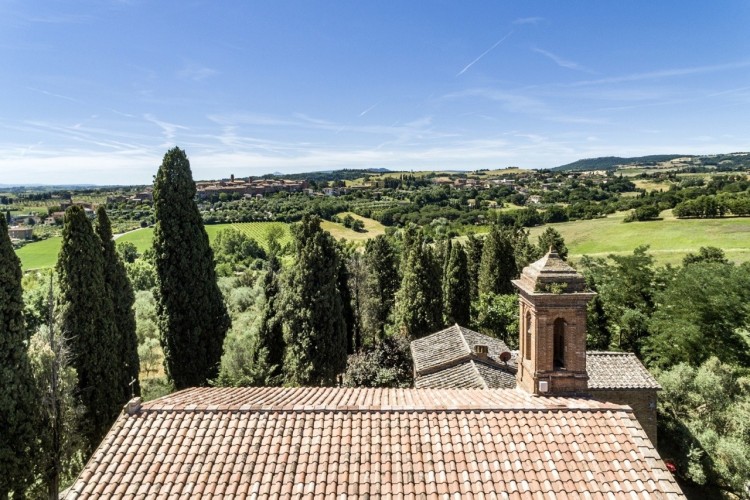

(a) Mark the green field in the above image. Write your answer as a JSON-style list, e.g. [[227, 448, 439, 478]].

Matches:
[[321, 212, 386, 243], [17, 211, 750, 270], [528, 211, 750, 265], [226, 222, 293, 249], [15, 237, 63, 271], [17, 221, 296, 270]]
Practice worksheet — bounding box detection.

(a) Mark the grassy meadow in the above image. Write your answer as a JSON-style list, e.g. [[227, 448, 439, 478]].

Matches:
[[528, 210, 750, 265], [14, 236, 63, 271], [14, 215, 385, 270], [321, 212, 386, 243], [14, 208, 750, 270]]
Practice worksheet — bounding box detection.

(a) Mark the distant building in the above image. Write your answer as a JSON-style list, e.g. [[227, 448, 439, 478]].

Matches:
[[8, 226, 33, 240], [196, 178, 307, 199]]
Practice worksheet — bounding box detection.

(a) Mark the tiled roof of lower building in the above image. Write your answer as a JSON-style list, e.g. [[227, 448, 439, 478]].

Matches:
[[587, 351, 661, 390], [413, 326, 660, 392], [67, 387, 683, 499], [411, 324, 515, 375]]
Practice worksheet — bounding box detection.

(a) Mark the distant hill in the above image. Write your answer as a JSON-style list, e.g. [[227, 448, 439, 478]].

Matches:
[[554, 152, 750, 172], [553, 155, 685, 172]]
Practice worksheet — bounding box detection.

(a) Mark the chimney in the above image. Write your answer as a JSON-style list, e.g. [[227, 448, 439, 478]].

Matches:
[[474, 344, 489, 359], [125, 397, 142, 415]]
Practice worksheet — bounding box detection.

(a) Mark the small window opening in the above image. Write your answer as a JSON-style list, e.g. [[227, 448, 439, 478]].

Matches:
[[525, 311, 532, 360], [553, 318, 566, 370]]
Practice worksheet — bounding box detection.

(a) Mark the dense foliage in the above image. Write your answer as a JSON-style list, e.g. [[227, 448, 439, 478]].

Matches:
[[280, 215, 348, 385], [153, 147, 230, 389], [56, 206, 121, 450], [0, 217, 38, 497], [96, 207, 140, 399]]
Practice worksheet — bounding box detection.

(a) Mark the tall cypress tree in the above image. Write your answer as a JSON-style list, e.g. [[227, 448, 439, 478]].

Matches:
[[338, 256, 358, 354], [56, 206, 120, 450], [362, 235, 399, 342], [96, 207, 140, 399], [537, 227, 569, 260], [256, 245, 285, 383], [153, 147, 230, 389], [466, 233, 484, 303], [0, 217, 38, 498], [394, 232, 442, 338], [478, 225, 517, 295], [443, 243, 471, 326], [281, 215, 347, 386]]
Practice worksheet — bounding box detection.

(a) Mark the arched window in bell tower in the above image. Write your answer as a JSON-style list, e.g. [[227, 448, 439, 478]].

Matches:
[[553, 318, 566, 369], [525, 311, 532, 360]]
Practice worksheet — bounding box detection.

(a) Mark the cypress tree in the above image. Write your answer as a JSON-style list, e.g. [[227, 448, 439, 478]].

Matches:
[[512, 228, 540, 271], [96, 207, 140, 399], [394, 233, 442, 338], [56, 206, 120, 449], [0, 217, 38, 498], [338, 256, 358, 354], [281, 215, 347, 386], [478, 225, 517, 295], [466, 233, 483, 303], [256, 246, 284, 383], [537, 227, 568, 260], [153, 147, 230, 389], [362, 235, 399, 342], [440, 239, 452, 296], [443, 243, 471, 326]]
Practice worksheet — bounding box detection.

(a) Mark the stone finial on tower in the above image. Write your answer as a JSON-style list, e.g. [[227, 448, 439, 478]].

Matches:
[[512, 249, 596, 396]]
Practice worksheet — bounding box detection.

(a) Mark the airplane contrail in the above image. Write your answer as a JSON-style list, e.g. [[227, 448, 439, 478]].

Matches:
[[457, 31, 513, 77]]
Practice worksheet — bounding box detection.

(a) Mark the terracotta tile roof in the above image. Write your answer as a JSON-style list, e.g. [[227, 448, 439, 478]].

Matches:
[[474, 361, 517, 389], [67, 387, 683, 499], [587, 351, 661, 390], [413, 327, 659, 393], [411, 324, 516, 376], [413, 361, 486, 389]]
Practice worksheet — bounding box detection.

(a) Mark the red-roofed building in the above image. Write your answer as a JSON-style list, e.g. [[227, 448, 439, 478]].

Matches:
[[67, 387, 682, 498], [66, 250, 683, 498]]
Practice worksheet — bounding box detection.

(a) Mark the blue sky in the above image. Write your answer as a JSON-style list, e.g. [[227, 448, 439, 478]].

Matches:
[[1, 1, 749, 185]]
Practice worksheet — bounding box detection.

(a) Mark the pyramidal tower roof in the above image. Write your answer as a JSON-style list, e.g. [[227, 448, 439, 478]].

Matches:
[[513, 248, 589, 294]]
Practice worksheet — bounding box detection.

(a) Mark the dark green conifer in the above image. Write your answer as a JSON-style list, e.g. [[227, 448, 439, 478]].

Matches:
[[96, 207, 140, 399], [256, 245, 285, 383], [466, 233, 483, 303], [537, 227, 568, 260], [0, 217, 38, 498], [478, 225, 517, 295], [281, 215, 347, 385], [394, 232, 442, 338], [443, 243, 471, 325], [153, 147, 230, 389], [338, 256, 358, 354], [362, 235, 399, 342], [56, 206, 120, 449]]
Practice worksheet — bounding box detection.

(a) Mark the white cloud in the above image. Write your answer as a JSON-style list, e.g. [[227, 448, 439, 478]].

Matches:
[[533, 48, 593, 73], [177, 63, 218, 81]]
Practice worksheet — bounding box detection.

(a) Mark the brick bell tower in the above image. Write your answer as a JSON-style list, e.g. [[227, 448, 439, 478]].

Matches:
[[512, 249, 596, 396]]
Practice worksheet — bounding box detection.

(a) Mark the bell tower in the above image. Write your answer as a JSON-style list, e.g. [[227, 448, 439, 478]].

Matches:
[[512, 249, 596, 396]]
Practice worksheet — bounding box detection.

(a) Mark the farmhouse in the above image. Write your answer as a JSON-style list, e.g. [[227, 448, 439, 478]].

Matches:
[[7, 225, 33, 240]]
